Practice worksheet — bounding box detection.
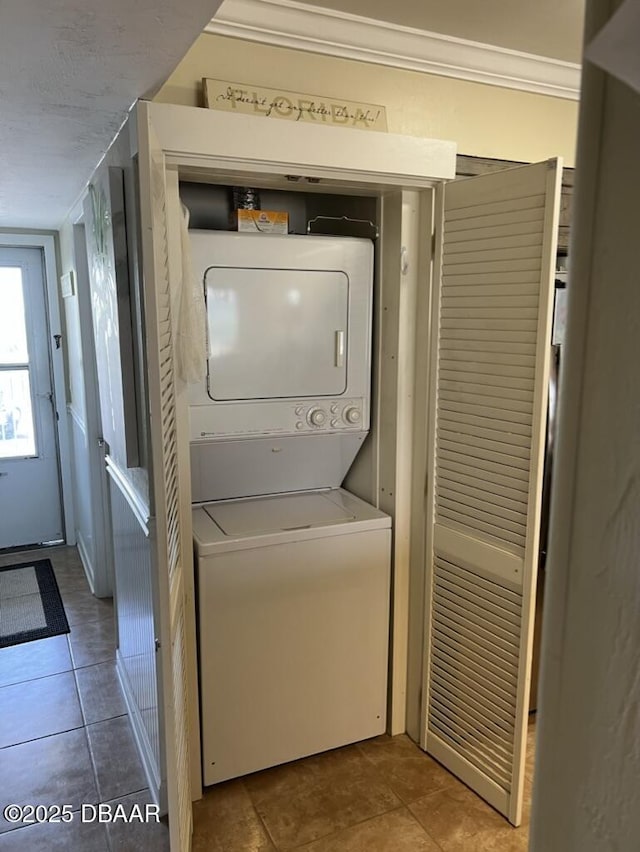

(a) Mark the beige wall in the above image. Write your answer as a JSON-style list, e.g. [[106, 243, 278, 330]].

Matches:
[[533, 0, 640, 846], [155, 33, 579, 166]]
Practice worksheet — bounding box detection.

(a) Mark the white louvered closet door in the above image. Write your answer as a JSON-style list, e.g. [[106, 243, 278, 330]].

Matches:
[[137, 108, 192, 850], [423, 160, 562, 826]]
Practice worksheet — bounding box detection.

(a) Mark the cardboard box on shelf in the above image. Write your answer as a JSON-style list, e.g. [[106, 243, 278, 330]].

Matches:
[[232, 209, 289, 234]]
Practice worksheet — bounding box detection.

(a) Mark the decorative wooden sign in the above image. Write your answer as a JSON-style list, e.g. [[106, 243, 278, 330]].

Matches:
[[203, 78, 388, 132]]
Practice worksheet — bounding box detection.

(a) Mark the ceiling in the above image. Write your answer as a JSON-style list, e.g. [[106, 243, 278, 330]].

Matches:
[[0, 0, 585, 231], [297, 0, 585, 63], [0, 0, 222, 230]]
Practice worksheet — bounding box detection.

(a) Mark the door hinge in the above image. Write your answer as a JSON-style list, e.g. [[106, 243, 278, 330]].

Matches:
[[154, 638, 161, 652]]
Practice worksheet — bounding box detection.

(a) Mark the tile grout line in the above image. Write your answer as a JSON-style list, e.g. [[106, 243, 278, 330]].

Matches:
[[240, 762, 409, 851], [0, 546, 124, 852], [239, 777, 280, 850], [0, 721, 87, 751], [277, 804, 448, 852]]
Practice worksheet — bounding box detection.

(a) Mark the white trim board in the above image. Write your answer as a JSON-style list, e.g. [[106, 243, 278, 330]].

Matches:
[[207, 0, 581, 101], [116, 651, 162, 809]]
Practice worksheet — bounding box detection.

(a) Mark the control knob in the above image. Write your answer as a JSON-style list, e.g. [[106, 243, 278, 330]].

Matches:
[[343, 407, 362, 425], [307, 408, 327, 427]]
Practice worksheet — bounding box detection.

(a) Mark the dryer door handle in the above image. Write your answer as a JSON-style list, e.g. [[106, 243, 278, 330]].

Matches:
[[335, 330, 345, 367]]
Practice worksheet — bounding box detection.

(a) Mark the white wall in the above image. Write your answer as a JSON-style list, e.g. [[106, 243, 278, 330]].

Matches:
[[58, 221, 97, 584], [155, 33, 579, 166], [532, 0, 640, 847]]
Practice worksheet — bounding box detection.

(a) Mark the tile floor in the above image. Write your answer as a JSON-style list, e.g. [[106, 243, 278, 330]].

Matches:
[[0, 545, 169, 851], [192, 714, 536, 852], [0, 545, 536, 851]]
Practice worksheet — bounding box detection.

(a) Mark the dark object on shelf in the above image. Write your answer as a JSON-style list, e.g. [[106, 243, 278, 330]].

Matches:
[[231, 186, 261, 210], [307, 215, 379, 240]]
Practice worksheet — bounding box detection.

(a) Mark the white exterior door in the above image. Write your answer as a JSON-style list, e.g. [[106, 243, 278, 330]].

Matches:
[[0, 247, 63, 548], [422, 160, 562, 825]]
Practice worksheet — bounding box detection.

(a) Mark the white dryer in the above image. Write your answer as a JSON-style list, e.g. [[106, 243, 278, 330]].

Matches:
[[193, 488, 391, 786], [188, 231, 375, 502]]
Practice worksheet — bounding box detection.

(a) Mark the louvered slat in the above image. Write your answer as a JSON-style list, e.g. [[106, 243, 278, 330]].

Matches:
[[440, 349, 536, 370], [434, 170, 545, 554], [444, 204, 544, 232], [444, 193, 545, 221], [432, 659, 516, 721], [439, 407, 532, 436], [145, 137, 192, 848], [428, 559, 522, 793], [445, 258, 542, 276], [444, 219, 543, 242], [443, 231, 545, 254], [438, 388, 533, 415], [431, 699, 513, 766], [432, 632, 518, 694], [438, 435, 530, 468], [443, 272, 541, 288]]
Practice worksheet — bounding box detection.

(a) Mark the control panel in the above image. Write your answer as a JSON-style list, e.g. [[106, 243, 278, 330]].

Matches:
[[190, 397, 369, 441], [294, 400, 365, 433]]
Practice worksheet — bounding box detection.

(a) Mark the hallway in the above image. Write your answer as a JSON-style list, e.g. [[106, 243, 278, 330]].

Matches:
[[0, 546, 169, 851]]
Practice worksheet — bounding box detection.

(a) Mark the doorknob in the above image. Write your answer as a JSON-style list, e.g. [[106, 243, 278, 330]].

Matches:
[[53, 334, 62, 349]]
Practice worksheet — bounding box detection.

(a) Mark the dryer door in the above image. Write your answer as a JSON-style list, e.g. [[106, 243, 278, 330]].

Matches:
[[205, 267, 348, 400]]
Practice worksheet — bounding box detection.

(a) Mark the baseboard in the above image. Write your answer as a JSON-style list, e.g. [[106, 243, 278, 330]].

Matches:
[[76, 528, 112, 599], [116, 650, 165, 813], [76, 530, 96, 595]]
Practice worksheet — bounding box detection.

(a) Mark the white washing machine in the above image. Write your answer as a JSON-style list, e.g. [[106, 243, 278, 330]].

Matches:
[[193, 487, 391, 786]]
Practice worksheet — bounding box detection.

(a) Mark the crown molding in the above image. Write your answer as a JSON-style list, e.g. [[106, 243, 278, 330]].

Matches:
[[206, 0, 580, 101]]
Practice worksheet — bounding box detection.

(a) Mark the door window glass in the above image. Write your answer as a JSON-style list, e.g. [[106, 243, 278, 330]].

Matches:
[[0, 268, 36, 458]]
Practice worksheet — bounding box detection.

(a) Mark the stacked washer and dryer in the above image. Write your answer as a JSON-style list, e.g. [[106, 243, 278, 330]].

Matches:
[[189, 230, 391, 786]]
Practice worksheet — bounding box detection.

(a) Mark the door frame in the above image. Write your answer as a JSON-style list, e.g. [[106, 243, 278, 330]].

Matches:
[[140, 99, 457, 754], [0, 232, 75, 546], [71, 220, 114, 596]]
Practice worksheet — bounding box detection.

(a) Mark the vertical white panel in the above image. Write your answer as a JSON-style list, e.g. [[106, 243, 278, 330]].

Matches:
[[406, 189, 436, 742], [165, 169, 202, 801], [84, 169, 140, 470], [423, 160, 561, 825], [136, 103, 192, 851], [377, 191, 424, 735], [108, 468, 161, 790], [63, 221, 114, 598]]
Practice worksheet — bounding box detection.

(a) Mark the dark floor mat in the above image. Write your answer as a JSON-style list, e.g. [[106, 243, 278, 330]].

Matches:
[[0, 558, 69, 649]]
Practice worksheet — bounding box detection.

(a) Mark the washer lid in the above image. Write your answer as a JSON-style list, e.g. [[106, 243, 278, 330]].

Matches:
[[204, 491, 356, 536]]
